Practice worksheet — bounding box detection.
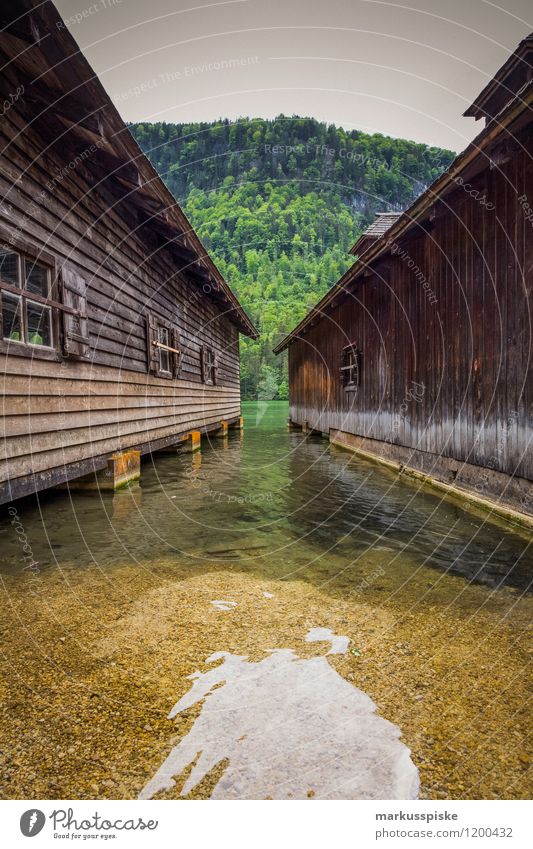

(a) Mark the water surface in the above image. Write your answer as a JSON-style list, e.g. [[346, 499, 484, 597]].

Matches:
[[0, 401, 531, 799]]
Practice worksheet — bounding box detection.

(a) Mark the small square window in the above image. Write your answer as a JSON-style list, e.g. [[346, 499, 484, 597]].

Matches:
[[0, 251, 20, 287]]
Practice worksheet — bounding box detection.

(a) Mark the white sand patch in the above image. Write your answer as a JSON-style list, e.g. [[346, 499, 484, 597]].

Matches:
[[139, 645, 419, 800], [305, 626, 350, 655], [211, 600, 237, 611]]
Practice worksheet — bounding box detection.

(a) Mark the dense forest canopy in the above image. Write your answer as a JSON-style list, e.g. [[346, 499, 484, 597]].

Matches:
[[130, 117, 455, 399]]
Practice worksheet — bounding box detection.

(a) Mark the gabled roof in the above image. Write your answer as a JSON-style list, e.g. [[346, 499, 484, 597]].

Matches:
[[349, 213, 402, 256], [464, 33, 533, 121], [273, 77, 533, 354], [0, 1, 258, 338]]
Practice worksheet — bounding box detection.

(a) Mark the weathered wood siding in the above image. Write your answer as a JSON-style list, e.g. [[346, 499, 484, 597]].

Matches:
[[0, 97, 241, 503], [289, 131, 533, 486], [0, 357, 240, 499]]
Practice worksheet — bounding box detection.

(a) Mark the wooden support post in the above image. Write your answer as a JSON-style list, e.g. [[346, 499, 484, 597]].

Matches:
[[65, 450, 141, 491], [288, 418, 303, 431], [156, 431, 201, 454], [229, 416, 244, 430], [184, 430, 201, 452], [213, 420, 229, 438], [155, 435, 188, 454]]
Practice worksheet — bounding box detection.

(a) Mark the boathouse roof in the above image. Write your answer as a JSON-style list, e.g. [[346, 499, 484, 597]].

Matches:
[[464, 33, 533, 122], [0, 0, 258, 339], [273, 35, 533, 355]]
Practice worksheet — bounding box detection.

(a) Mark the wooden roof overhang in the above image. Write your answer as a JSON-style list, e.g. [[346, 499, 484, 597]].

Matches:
[[0, 1, 258, 339], [464, 34, 533, 122], [273, 81, 533, 354]]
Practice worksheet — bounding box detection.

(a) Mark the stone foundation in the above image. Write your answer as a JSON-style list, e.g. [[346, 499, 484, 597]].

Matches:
[[329, 429, 533, 531]]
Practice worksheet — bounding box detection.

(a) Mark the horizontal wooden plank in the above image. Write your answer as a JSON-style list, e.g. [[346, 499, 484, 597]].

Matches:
[[0, 402, 241, 470], [1, 399, 240, 438], [0, 352, 239, 387], [0, 391, 239, 415], [0, 413, 241, 505]]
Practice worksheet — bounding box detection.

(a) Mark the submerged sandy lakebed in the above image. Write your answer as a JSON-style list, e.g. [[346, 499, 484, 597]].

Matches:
[[0, 403, 531, 800]]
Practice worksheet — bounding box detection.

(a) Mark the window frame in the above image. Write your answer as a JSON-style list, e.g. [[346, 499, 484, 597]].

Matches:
[[0, 236, 62, 362], [340, 343, 361, 392], [146, 313, 183, 380], [201, 344, 217, 385], [157, 324, 172, 376]]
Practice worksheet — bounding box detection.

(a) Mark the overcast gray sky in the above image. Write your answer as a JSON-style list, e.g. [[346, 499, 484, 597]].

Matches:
[[55, 0, 533, 151]]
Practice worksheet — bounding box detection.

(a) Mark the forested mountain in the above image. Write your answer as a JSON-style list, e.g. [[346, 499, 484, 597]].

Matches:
[[130, 117, 454, 398]]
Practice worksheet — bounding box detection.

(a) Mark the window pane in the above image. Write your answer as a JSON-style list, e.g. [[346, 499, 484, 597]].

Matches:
[[0, 251, 20, 287], [26, 301, 52, 346], [158, 326, 170, 372], [160, 349, 170, 372], [2, 293, 22, 341], [204, 347, 214, 382], [25, 260, 49, 297]]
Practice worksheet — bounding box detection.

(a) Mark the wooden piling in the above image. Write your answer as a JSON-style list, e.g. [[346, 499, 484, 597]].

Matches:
[[213, 420, 229, 438], [156, 431, 201, 454], [64, 450, 141, 492]]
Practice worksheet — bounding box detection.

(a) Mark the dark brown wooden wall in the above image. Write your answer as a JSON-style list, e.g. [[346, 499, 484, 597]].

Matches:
[[289, 132, 533, 483], [0, 99, 242, 502]]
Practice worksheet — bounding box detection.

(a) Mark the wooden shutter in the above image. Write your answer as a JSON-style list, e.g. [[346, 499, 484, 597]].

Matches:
[[213, 352, 219, 385], [340, 347, 347, 386], [353, 348, 361, 387], [171, 327, 182, 378], [200, 344, 207, 383], [146, 314, 159, 375], [61, 265, 90, 358]]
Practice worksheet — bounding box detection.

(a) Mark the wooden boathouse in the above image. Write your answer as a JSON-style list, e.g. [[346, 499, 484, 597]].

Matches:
[[274, 35, 533, 521], [0, 0, 257, 505]]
